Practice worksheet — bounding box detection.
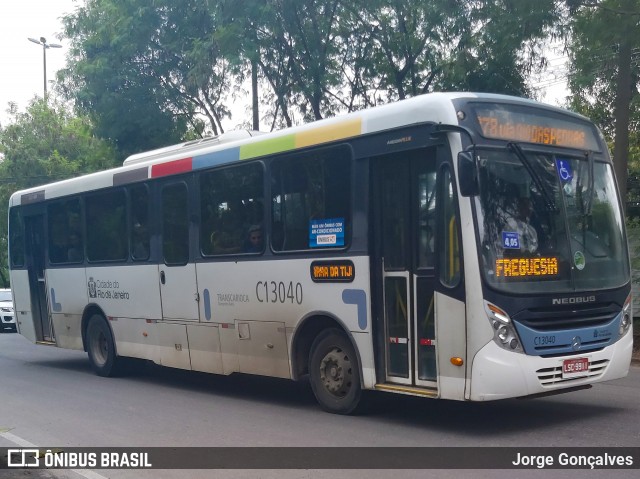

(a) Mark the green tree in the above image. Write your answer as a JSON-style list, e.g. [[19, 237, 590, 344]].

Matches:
[[60, 0, 229, 156], [439, 0, 559, 95], [566, 0, 640, 210], [261, 0, 348, 121], [350, 0, 460, 103], [344, 0, 558, 105], [216, 0, 267, 129], [0, 98, 118, 286], [219, 0, 356, 127], [58, 0, 564, 138]]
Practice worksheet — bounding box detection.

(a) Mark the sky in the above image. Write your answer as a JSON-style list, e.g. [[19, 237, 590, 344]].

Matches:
[[0, 0, 570, 131], [0, 0, 78, 126]]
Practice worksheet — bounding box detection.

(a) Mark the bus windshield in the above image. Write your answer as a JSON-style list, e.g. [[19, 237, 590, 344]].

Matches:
[[475, 146, 629, 294]]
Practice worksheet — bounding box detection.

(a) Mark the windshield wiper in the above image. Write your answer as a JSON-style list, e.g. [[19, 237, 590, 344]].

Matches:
[[586, 151, 595, 215], [575, 152, 595, 216], [506, 142, 555, 210]]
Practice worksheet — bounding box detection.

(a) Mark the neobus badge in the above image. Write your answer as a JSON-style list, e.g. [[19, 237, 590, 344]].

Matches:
[[310, 260, 355, 283]]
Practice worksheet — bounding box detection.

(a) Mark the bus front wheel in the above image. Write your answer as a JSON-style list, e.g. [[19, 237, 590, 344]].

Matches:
[[309, 329, 362, 414], [86, 314, 120, 377]]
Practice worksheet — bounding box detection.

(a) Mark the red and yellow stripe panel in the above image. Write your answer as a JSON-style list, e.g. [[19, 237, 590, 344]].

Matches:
[[147, 117, 362, 180]]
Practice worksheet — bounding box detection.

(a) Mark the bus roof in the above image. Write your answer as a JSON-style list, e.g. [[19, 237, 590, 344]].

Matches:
[[9, 92, 585, 207]]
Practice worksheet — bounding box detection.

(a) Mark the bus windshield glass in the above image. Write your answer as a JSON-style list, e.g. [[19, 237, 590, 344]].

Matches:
[[475, 147, 629, 294]]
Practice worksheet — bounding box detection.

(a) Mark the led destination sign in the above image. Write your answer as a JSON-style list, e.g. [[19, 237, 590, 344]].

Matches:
[[311, 260, 355, 282], [495, 257, 559, 278], [474, 104, 600, 150]]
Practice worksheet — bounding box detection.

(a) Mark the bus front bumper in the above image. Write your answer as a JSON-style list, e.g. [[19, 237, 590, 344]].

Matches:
[[468, 329, 633, 401]]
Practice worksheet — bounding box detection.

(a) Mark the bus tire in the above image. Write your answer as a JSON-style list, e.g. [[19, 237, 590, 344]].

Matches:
[[309, 328, 362, 415], [86, 314, 120, 377]]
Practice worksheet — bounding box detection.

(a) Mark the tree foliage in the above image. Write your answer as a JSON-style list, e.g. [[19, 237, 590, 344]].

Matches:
[[0, 99, 118, 187], [59, 0, 560, 142], [0, 98, 118, 285], [59, 0, 220, 157], [566, 0, 640, 210], [440, 0, 559, 95]]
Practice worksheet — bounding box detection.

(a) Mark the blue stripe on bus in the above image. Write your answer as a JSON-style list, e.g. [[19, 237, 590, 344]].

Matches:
[[203, 289, 212, 321], [514, 312, 621, 356], [193, 148, 241, 171], [50, 288, 62, 312], [342, 289, 367, 330]]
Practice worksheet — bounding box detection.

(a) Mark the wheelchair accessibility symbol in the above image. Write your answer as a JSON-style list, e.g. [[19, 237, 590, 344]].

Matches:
[[556, 159, 573, 182]]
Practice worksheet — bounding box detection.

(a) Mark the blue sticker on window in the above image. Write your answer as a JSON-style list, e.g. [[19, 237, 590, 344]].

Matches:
[[310, 218, 345, 248], [502, 231, 520, 249], [556, 158, 573, 183]]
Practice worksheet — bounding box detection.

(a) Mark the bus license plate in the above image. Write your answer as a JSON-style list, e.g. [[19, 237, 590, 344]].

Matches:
[[562, 357, 589, 378]]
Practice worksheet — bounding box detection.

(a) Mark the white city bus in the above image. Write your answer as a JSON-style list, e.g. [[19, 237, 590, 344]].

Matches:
[[8, 92, 633, 414]]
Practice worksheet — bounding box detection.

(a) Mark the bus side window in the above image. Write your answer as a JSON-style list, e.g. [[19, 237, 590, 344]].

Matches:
[[130, 185, 150, 261], [85, 189, 127, 262], [200, 162, 264, 256], [439, 167, 461, 287], [162, 183, 189, 265], [9, 207, 25, 268], [271, 146, 351, 252], [48, 198, 84, 264], [418, 164, 437, 268]]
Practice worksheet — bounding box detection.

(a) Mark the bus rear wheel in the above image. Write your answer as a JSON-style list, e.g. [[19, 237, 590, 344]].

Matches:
[[86, 314, 121, 377], [309, 329, 361, 414]]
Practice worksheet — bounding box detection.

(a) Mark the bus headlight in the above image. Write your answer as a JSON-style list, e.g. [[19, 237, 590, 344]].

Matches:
[[497, 325, 509, 342], [620, 294, 632, 336], [484, 301, 523, 353]]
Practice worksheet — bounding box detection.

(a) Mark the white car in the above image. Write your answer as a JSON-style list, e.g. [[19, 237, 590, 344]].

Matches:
[[0, 289, 16, 333]]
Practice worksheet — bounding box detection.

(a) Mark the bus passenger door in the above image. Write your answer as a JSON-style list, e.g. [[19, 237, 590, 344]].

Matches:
[[159, 181, 200, 321], [24, 214, 54, 342], [373, 149, 439, 389]]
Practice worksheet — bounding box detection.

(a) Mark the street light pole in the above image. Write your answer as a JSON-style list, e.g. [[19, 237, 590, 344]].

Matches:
[[27, 36, 62, 101]]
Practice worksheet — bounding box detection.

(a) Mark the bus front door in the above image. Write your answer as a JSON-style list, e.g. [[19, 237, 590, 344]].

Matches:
[[374, 149, 438, 389], [24, 214, 54, 342]]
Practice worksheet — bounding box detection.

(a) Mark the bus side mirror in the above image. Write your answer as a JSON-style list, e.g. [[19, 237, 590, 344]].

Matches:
[[457, 151, 479, 197]]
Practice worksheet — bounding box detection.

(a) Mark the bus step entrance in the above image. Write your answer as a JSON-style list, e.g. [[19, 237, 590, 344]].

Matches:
[[374, 383, 438, 398]]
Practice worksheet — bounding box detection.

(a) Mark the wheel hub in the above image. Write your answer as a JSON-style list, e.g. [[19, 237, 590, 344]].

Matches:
[[319, 347, 352, 397], [90, 328, 108, 366]]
